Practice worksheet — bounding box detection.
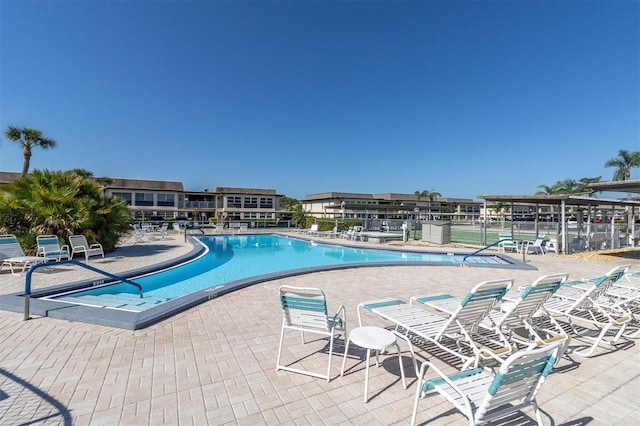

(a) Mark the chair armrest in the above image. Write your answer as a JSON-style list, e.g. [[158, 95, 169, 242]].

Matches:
[[417, 360, 484, 402], [89, 243, 103, 250], [37, 247, 46, 256], [478, 345, 513, 364], [61, 245, 70, 253], [332, 304, 346, 330]]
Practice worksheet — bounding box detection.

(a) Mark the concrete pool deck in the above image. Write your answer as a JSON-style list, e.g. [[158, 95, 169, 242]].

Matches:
[[0, 232, 638, 425]]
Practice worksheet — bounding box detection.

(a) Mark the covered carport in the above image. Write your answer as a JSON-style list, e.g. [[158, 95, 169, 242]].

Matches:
[[478, 193, 640, 255]]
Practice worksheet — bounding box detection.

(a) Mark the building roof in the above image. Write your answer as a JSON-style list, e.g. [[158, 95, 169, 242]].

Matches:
[[0, 171, 22, 183], [304, 192, 376, 201], [210, 187, 277, 195], [106, 178, 184, 192]]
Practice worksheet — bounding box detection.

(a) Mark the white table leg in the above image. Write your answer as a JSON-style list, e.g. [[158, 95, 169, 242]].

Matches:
[[364, 348, 371, 402]]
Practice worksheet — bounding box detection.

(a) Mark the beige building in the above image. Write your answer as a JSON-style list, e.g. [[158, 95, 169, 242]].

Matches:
[[301, 192, 481, 222]]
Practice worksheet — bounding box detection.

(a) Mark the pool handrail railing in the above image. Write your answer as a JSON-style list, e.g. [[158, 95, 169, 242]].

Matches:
[[23, 259, 144, 321], [462, 239, 511, 264]]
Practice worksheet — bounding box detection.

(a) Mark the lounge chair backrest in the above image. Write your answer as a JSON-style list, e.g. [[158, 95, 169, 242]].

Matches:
[[512, 273, 568, 323], [0, 234, 25, 259], [574, 264, 630, 310], [440, 278, 513, 337], [279, 286, 331, 331], [474, 341, 561, 421]]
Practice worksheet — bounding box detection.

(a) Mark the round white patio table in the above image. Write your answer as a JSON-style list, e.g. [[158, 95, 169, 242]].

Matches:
[[340, 326, 407, 402]]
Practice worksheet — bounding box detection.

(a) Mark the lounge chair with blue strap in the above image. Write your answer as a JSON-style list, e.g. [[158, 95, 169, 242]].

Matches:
[[544, 265, 631, 357], [36, 235, 70, 261], [0, 234, 48, 276], [410, 340, 563, 426], [276, 285, 346, 382], [358, 279, 514, 370], [414, 274, 570, 353]]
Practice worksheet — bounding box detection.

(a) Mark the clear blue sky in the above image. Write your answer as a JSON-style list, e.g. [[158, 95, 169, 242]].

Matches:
[[1, 1, 638, 200]]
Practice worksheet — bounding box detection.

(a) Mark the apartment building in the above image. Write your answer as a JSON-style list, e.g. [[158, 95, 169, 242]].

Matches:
[[301, 192, 481, 222]]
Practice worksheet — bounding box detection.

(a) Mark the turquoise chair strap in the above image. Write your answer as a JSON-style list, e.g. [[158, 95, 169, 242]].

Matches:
[[362, 299, 406, 311], [422, 368, 484, 393], [414, 294, 454, 304]]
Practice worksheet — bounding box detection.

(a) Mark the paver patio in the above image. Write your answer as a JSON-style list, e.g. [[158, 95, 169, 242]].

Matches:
[[0, 234, 638, 425]]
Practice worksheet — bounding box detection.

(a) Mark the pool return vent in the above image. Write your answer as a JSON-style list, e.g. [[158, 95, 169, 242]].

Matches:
[[23, 260, 144, 321]]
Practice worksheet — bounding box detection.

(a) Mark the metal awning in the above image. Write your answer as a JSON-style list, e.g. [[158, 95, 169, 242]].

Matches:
[[478, 194, 640, 207]]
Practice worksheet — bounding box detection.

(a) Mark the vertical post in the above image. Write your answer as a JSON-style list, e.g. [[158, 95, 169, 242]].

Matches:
[[561, 200, 566, 254], [24, 295, 30, 321]]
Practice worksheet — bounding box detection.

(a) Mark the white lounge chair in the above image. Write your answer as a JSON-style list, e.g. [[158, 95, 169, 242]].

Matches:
[[411, 340, 563, 426], [36, 235, 70, 261], [415, 274, 570, 353], [0, 234, 48, 275], [276, 285, 346, 382], [359, 279, 514, 370], [544, 265, 631, 357], [69, 235, 105, 262]]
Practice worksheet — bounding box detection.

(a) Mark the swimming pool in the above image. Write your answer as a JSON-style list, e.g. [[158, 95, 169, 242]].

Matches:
[[33, 234, 531, 329]]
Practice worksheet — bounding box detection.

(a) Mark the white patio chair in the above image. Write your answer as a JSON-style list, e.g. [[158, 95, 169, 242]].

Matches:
[[36, 235, 70, 261], [524, 235, 546, 255], [497, 233, 519, 253], [69, 235, 105, 262], [276, 285, 347, 382], [411, 341, 563, 426]]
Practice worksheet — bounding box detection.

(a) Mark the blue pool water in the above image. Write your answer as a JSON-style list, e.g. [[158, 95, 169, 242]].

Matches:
[[48, 234, 511, 311]]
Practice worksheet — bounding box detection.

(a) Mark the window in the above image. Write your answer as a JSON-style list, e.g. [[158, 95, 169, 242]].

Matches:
[[113, 192, 132, 205], [259, 197, 273, 208], [259, 212, 273, 219], [227, 196, 242, 208], [157, 194, 175, 207], [135, 193, 154, 206], [244, 212, 258, 219], [244, 197, 257, 208]]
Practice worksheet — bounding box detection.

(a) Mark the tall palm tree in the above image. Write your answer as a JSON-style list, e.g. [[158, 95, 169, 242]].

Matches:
[[4, 126, 57, 176], [415, 189, 441, 220], [605, 149, 640, 181]]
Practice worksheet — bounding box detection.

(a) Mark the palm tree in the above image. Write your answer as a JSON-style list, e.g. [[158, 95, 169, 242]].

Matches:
[[291, 204, 307, 229], [605, 149, 640, 181], [4, 126, 57, 176], [535, 183, 561, 195], [0, 169, 131, 251], [415, 189, 441, 219]]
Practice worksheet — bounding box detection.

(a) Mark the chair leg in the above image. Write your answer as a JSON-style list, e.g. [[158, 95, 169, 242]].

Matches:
[[340, 336, 352, 376], [326, 331, 335, 382], [276, 325, 286, 371]]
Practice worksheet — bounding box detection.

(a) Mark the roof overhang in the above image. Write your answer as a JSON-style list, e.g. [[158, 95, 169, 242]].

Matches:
[[478, 194, 640, 207], [587, 179, 640, 194]]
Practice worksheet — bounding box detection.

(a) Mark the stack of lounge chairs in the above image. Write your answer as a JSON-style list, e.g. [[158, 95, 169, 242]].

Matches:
[[330, 265, 639, 424]]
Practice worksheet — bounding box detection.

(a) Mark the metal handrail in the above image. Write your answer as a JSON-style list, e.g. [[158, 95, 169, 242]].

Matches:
[[24, 259, 143, 321], [462, 239, 511, 263]]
